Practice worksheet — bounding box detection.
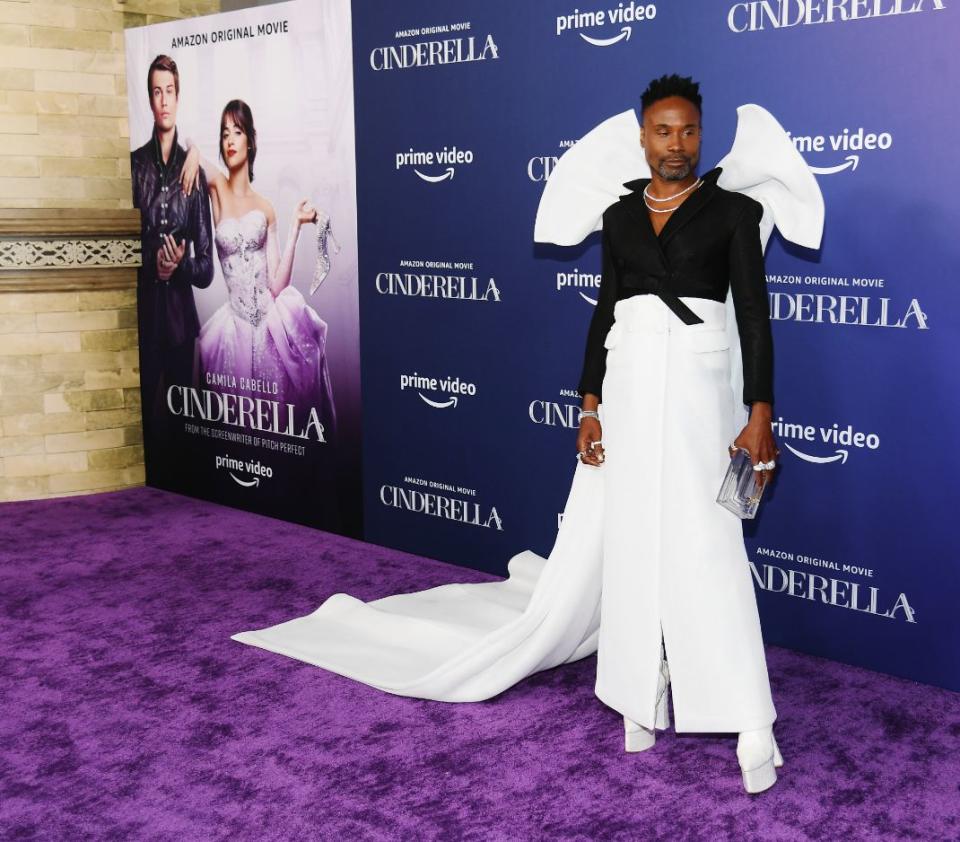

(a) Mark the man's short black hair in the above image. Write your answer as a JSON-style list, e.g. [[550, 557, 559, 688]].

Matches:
[[640, 74, 702, 117]]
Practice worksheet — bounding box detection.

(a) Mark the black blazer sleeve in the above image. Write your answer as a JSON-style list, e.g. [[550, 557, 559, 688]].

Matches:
[[729, 198, 774, 405], [577, 220, 618, 400], [172, 169, 214, 291]]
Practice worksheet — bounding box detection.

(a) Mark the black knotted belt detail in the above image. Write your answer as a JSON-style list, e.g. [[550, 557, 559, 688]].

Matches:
[[621, 273, 704, 326]]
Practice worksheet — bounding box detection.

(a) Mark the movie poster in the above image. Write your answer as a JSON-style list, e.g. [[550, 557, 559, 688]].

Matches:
[[124, 0, 362, 536]]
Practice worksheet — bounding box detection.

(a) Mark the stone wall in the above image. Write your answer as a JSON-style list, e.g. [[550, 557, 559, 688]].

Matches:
[[0, 0, 220, 501]]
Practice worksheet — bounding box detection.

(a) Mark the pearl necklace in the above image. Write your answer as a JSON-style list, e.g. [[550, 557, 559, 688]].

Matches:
[[644, 177, 701, 201], [643, 178, 702, 213]]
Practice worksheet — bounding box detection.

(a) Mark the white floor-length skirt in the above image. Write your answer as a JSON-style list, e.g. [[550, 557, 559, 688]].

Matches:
[[232, 294, 776, 732], [595, 294, 775, 732]]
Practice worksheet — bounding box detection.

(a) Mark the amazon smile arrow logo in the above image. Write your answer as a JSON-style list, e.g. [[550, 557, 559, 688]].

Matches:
[[414, 167, 455, 183], [808, 154, 859, 175], [229, 472, 261, 487], [418, 394, 458, 409], [782, 443, 848, 464], [579, 26, 632, 46]]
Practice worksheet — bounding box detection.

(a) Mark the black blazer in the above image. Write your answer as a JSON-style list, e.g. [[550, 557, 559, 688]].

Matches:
[[578, 166, 773, 406], [132, 130, 214, 351]]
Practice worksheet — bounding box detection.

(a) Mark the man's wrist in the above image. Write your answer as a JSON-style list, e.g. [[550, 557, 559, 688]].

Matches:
[[748, 401, 773, 422], [580, 392, 600, 413]]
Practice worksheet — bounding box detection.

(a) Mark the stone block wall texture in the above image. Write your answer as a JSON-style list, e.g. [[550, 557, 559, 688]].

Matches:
[[0, 283, 144, 499], [0, 0, 220, 501]]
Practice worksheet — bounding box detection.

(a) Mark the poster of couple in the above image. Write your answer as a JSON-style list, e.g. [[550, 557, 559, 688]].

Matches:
[[124, 0, 361, 536]]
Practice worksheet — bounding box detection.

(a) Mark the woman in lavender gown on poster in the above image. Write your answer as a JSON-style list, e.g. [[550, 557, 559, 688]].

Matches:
[[181, 99, 336, 439]]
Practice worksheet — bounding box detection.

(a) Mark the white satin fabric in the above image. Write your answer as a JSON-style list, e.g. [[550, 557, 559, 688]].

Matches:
[[233, 464, 605, 702], [533, 104, 822, 251], [234, 105, 823, 726], [596, 295, 775, 731]]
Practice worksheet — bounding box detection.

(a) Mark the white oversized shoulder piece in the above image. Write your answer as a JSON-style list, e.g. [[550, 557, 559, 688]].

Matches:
[[533, 109, 649, 245], [533, 103, 824, 253], [716, 104, 824, 251], [532, 101, 825, 431]]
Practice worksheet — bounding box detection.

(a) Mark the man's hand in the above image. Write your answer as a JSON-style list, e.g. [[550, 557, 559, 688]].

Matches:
[[576, 417, 605, 467], [156, 234, 186, 282], [180, 145, 201, 196], [733, 401, 779, 487]]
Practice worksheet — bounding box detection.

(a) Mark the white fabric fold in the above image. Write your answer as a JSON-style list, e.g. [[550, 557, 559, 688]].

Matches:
[[533, 109, 648, 245], [233, 463, 604, 701], [717, 104, 825, 251]]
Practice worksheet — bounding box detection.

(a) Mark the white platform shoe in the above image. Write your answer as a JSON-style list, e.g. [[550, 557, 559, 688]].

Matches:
[[737, 727, 785, 794], [624, 658, 671, 752]]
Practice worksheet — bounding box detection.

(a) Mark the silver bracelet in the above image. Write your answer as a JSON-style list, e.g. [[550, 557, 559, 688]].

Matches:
[[580, 410, 599, 420]]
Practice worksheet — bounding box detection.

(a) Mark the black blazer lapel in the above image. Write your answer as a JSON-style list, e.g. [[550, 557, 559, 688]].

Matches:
[[657, 167, 723, 247], [619, 189, 669, 270]]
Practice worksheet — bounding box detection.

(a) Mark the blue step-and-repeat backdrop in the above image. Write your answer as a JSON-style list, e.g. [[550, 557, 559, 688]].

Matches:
[[351, 0, 960, 691], [127, 0, 959, 693]]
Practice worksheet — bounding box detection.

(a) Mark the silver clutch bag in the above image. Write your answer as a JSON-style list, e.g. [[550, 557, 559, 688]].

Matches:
[[716, 446, 767, 519]]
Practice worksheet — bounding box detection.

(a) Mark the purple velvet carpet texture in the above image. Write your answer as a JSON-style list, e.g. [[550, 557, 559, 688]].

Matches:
[[1, 488, 957, 841]]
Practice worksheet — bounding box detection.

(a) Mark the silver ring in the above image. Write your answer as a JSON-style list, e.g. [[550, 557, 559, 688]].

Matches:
[[752, 463, 765, 472], [762, 460, 777, 470]]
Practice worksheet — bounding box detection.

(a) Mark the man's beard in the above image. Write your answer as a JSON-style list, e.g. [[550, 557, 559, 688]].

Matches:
[[657, 157, 696, 181]]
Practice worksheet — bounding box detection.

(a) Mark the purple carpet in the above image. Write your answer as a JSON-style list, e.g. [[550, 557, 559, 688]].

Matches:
[[1, 488, 957, 841]]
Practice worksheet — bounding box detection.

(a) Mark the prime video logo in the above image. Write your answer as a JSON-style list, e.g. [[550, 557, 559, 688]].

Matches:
[[555, 2, 657, 45], [396, 146, 474, 182], [771, 417, 880, 465], [400, 372, 478, 409], [788, 127, 894, 175], [214, 453, 273, 487]]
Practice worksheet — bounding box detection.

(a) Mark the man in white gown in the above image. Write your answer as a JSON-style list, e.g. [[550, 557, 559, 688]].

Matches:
[[234, 78, 825, 796], [574, 74, 782, 793]]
